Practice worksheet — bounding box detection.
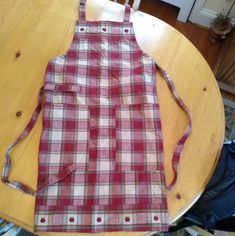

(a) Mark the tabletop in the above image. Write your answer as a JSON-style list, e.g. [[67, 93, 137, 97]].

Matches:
[[0, 0, 224, 235]]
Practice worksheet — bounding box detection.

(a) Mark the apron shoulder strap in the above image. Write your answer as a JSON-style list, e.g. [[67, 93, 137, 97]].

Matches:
[[123, 4, 131, 22], [1, 88, 43, 196], [79, 0, 87, 21], [156, 64, 192, 190]]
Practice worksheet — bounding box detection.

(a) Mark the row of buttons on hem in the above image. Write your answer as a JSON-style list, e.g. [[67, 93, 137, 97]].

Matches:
[[39, 215, 159, 224]]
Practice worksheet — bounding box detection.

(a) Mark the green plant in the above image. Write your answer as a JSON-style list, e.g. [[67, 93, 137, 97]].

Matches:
[[214, 13, 230, 23], [214, 0, 235, 30]]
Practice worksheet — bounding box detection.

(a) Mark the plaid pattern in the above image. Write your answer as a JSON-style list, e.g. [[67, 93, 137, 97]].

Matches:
[[1, 1, 192, 233], [35, 3, 171, 232]]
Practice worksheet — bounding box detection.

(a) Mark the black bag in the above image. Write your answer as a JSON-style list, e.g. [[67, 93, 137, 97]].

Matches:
[[170, 142, 235, 231]]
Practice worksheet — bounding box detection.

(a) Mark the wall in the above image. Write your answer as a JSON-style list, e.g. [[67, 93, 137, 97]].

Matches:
[[204, 0, 235, 17], [189, 0, 235, 27]]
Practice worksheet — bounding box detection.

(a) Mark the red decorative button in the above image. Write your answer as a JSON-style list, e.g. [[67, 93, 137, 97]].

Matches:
[[102, 27, 106, 32], [125, 216, 130, 222], [69, 217, 75, 222], [154, 215, 159, 221], [124, 29, 129, 33], [80, 28, 84, 31], [97, 217, 102, 222], [40, 218, 46, 223]]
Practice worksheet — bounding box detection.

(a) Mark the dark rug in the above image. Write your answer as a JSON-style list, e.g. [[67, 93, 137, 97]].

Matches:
[[224, 98, 235, 143]]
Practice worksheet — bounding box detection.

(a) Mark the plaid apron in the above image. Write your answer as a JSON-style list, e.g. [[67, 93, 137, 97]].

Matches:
[[2, 0, 192, 233]]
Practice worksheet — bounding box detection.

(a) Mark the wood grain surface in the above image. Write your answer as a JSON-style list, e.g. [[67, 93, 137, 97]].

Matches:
[[0, 0, 224, 234]]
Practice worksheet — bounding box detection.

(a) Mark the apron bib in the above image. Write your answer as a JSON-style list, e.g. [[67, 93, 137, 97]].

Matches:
[[2, 0, 192, 232]]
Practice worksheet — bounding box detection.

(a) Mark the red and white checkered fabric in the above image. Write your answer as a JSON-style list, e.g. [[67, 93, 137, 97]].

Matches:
[[2, 0, 192, 233]]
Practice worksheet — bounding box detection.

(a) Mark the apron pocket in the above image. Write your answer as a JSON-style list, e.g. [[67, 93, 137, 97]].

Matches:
[[116, 103, 163, 172], [44, 83, 86, 105], [38, 102, 90, 193]]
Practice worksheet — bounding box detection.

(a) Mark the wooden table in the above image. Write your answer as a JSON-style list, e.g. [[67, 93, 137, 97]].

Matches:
[[0, 0, 224, 235]]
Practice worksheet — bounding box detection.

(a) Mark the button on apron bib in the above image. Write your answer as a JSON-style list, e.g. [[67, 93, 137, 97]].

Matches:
[[2, 0, 192, 233]]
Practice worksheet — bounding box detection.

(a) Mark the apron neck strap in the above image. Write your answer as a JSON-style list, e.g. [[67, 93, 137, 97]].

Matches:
[[79, 0, 86, 21], [123, 4, 131, 22]]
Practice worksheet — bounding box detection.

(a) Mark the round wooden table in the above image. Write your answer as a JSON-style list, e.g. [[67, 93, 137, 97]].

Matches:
[[0, 0, 224, 235]]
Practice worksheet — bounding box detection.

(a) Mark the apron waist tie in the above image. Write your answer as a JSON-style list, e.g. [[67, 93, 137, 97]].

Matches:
[[1, 88, 43, 196], [156, 63, 192, 190]]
